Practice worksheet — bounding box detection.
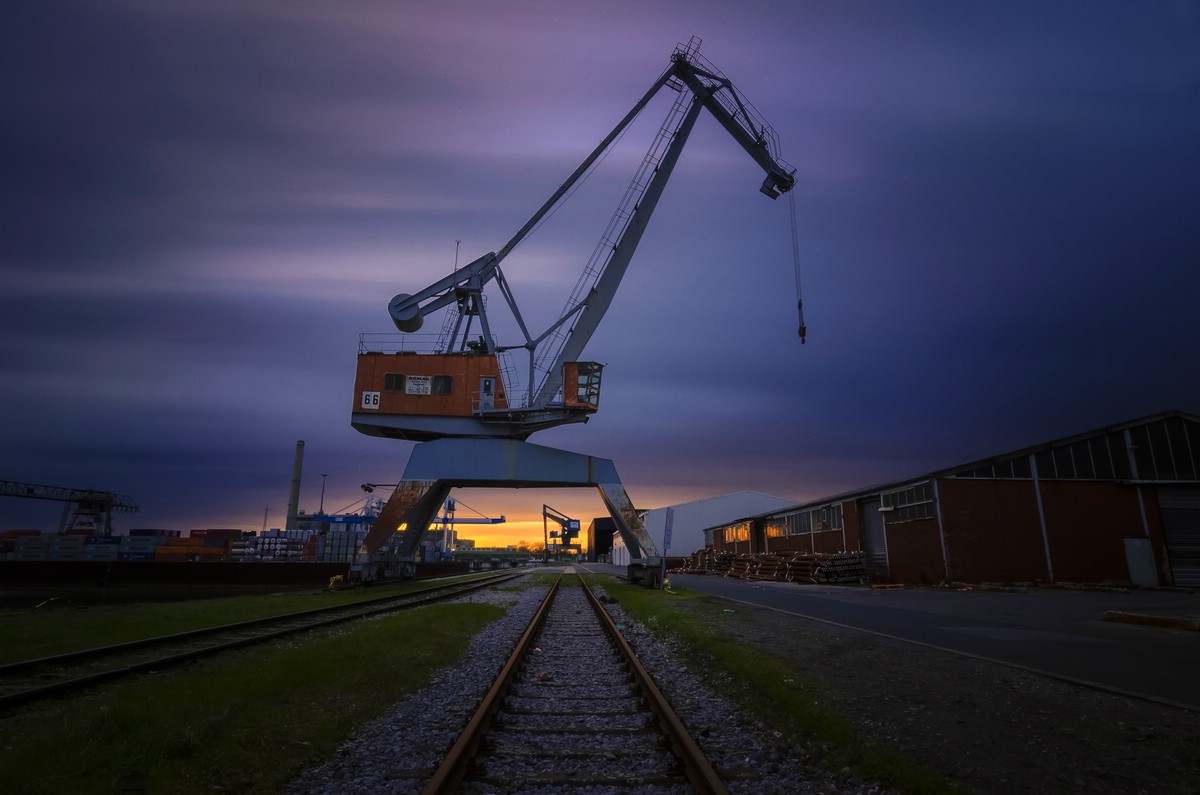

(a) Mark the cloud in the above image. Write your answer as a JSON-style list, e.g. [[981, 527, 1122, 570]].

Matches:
[[3, 1, 1199, 538]]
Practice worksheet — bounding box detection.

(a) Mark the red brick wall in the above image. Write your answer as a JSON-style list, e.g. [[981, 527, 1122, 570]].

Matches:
[[812, 530, 847, 554], [1037, 481, 1165, 583], [938, 478, 1048, 583], [769, 534, 814, 554], [884, 518, 945, 584]]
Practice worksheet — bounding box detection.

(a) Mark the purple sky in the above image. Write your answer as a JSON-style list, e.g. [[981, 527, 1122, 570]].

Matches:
[[3, 1, 1199, 542]]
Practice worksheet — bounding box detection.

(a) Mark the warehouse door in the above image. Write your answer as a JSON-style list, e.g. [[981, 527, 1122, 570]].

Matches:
[[1158, 488, 1200, 587], [860, 497, 889, 577]]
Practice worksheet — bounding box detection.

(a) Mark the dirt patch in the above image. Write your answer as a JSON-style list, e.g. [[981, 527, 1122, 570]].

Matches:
[[682, 599, 1200, 794]]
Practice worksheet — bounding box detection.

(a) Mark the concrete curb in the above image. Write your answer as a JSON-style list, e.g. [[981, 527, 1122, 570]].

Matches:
[[1103, 611, 1200, 631]]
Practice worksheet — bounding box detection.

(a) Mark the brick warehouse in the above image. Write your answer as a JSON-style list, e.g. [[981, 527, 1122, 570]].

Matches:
[[707, 411, 1200, 587]]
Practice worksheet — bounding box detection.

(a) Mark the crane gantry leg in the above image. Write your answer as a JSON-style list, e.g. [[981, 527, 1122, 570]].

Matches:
[[357, 439, 661, 584]]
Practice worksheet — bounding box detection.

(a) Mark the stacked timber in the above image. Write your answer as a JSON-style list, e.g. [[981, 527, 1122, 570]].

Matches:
[[724, 555, 754, 579], [782, 555, 815, 582], [746, 554, 787, 581], [782, 551, 867, 583], [673, 547, 735, 575], [684, 550, 869, 584], [671, 549, 708, 574]]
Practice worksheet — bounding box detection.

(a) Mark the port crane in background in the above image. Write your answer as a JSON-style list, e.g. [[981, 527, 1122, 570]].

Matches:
[[358, 488, 505, 540], [0, 479, 139, 535], [542, 504, 581, 561], [352, 38, 800, 584], [428, 497, 506, 559]]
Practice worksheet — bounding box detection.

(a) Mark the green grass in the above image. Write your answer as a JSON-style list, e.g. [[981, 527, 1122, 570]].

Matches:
[[0, 573, 499, 664], [0, 571, 956, 793], [0, 600, 504, 794], [588, 575, 963, 795]]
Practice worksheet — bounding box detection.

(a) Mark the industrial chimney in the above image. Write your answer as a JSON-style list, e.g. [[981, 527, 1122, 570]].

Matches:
[[286, 440, 304, 532]]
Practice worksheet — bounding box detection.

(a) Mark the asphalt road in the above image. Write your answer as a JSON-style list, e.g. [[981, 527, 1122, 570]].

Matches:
[[580, 564, 1200, 711]]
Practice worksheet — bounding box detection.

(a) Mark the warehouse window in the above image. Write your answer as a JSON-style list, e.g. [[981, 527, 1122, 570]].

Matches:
[[1109, 432, 1134, 479], [1053, 446, 1076, 479], [778, 511, 810, 536], [882, 483, 934, 523], [956, 422, 1200, 483], [1072, 441, 1096, 479], [1129, 419, 1192, 480], [1169, 416, 1199, 480], [1089, 436, 1115, 479], [764, 519, 787, 538], [959, 455, 1034, 479], [1035, 449, 1055, 478], [1035, 431, 1135, 481], [1011, 456, 1033, 478], [813, 504, 842, 532], [723, 522, 750, 543], [384, 373, 406, 392], [433, 375, 453, 395]]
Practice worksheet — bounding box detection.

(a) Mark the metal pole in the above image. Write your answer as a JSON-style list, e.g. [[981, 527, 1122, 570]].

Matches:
[[319, 474, 328, 514]]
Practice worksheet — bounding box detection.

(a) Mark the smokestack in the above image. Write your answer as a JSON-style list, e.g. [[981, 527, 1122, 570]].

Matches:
[[286, 440, 304, 532]]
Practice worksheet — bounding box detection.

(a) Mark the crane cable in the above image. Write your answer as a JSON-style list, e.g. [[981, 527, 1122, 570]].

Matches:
[[788, 189, 807, 344]]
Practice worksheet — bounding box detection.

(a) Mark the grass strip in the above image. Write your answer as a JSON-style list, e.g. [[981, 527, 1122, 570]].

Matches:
[[0, 573, 498, 664], [590, 575, 962, 795], [0, 600, 503, 794]]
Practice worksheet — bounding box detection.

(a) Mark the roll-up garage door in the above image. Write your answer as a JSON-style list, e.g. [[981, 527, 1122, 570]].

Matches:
[[860, 497, 889, 576], [1158, 488, 1200, 587]]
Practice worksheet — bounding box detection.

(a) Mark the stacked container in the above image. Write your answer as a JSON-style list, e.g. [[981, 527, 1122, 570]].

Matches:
[[314, 528, 366, 563], [83, 536, 121, 561], [119, 529, 179, 561]]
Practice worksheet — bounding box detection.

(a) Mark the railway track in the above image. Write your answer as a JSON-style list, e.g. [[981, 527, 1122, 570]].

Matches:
[[423, 572, 730, 795], [0, 570, 525, 712]]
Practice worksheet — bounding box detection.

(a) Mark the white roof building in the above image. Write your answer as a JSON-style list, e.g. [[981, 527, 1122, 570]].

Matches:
[[610, 490, 798, 565]]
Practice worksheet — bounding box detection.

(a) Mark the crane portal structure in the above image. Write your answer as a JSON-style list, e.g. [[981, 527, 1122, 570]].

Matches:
[[0, 479, 139, 535], [351, 38, 799, 584]]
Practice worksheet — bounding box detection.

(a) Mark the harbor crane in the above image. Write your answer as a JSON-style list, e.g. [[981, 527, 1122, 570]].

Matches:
[[0, 479, 139, 535], [542, 504, 581, 561], [351, 38, 801, 584]]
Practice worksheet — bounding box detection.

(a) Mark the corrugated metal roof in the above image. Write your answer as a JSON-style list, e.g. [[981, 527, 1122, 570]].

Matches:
[[708, 410, 1200, 530]]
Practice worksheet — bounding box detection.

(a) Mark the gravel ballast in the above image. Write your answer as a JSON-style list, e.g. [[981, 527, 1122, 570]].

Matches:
[[286, 577, 889, 794]]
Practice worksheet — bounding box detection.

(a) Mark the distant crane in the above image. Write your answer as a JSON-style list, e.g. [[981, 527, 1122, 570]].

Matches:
[[0, 479, 139, 535], [542, 504, 581, 561], [429, 497, 506, 556]]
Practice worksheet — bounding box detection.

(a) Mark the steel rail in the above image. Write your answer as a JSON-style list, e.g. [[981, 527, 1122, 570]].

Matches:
[[421, 571, 564, 794], [580, 575, 729, 795], [0, 570, 525, 712], [422, 572, 728, 795]]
